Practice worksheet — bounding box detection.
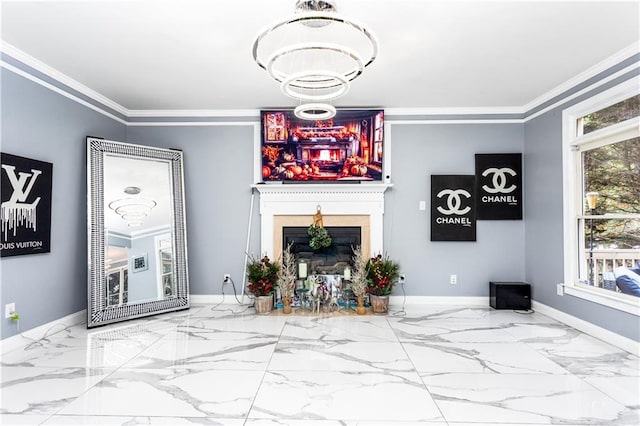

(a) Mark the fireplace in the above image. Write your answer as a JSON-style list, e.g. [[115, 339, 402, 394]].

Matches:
[[294, 124, 355, 170], [283, 226, 361, 275], [297, 142, 352, 174], [254, 183, 390, 261]]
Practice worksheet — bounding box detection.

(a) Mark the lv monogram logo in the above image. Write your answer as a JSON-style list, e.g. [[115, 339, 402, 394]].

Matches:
[[2, 165, 42, 208]]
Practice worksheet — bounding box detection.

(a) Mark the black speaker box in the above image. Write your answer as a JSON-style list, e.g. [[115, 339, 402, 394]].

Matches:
[[490, 282, 531, 310]]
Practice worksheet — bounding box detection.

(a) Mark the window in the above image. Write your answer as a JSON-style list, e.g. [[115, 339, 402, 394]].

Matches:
[[579, 96, 639, 135], [373, 111, 384, 163], [563, 78, 640, 315]]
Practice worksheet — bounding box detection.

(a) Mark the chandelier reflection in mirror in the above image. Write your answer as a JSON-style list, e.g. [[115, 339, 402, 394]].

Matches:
[[252, 0, 378, 120], [108, 186, 157, 228]]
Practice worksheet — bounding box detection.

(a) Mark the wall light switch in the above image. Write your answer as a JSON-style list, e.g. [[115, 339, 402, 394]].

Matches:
[[419, 201, 426, 211]]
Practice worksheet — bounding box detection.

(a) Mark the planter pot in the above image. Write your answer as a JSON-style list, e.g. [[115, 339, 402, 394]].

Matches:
[[254, 295, 273, 315], [356, 295, 367, 315], [369, 294, 389, 314], [282, 296, 293, 314]]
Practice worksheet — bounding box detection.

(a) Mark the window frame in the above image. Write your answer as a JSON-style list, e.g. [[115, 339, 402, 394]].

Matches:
[[155, 233, 174, 298], [561, 78, 640, 316]]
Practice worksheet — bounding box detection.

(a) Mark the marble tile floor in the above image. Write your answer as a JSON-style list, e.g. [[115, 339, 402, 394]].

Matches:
[[0, 304, 638, 425]]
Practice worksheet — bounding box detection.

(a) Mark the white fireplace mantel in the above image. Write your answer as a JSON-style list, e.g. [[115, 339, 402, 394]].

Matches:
[[254, 183, 392, 258]]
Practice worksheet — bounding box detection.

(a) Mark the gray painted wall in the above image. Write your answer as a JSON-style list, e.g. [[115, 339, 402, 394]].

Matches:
[[385, 123, 525, 295], [107, 233, 132, 248], [524, 73, 640, 342], [125, 126, 260, 298], [129, 123, 525, 298], [1, 70, 126, 339], [1, 52, 636, 344]]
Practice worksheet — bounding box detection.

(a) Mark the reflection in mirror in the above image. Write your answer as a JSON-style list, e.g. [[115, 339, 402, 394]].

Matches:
[[88, 138, 189, 328]]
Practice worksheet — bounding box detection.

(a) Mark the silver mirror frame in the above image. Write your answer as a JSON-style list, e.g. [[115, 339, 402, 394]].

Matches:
[[87, 137, 189, 328]]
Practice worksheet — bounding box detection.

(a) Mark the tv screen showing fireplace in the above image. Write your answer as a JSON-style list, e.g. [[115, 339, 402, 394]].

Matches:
[[260, 109, 384, 183]]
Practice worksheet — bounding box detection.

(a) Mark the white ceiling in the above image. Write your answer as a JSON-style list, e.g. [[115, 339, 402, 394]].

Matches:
[[1, 0, 639, 113]]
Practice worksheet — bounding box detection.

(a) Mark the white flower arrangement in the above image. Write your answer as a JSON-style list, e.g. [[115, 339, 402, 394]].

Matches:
[[278, 243, 297, 299], [349, 245, 368, 298]]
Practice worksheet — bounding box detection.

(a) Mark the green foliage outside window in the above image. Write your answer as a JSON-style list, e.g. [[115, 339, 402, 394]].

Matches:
[[581, 93, 640, 250]]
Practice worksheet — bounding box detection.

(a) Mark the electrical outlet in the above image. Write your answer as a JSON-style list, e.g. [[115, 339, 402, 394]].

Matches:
[[557, 283, 564, 296], [398, 274, 405, 284], [223, 274, 231, 283], [450, 274, 457, 285], [5, 303, 15, 319]]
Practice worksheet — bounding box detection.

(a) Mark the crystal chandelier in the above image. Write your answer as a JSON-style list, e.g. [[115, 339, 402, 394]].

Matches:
[[252, 0, 378, 120], [108, 186, 156, 228]]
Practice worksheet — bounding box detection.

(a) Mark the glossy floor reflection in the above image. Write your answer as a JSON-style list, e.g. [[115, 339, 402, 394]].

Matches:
[[1, 304, 638, 425]]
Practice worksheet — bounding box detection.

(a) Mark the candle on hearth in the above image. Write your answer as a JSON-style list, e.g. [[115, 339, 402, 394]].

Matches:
[[298, 261, 308, 279], [343, 266, 351, 281]]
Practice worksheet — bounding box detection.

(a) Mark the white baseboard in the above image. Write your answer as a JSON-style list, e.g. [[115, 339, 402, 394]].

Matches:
[[532, 301, 639, 356], [190, 294, 489, 307], [0, 310, 86, 356], [390, 296, 488, 306], [190, 294, 234, 305]]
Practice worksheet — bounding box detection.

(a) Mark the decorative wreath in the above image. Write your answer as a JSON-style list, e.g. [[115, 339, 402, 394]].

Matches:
[[308, 224, 332, 250]]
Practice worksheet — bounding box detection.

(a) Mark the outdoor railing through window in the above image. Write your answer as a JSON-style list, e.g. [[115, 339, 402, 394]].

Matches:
[[584, 249, 640, 295]]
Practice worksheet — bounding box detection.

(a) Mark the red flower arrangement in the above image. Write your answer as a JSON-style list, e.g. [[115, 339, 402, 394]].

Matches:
[[246, 255, 280, 297], [366, 254, 400, 296]]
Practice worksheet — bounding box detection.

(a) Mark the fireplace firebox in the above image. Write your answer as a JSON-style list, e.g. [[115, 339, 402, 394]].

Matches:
[[283, 226, 361, 275]]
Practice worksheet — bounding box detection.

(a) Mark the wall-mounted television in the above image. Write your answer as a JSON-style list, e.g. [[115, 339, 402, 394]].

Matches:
[[260, 109, 384, 183]]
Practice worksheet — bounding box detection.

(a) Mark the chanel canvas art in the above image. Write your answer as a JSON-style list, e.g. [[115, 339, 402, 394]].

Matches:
[[475, 153, 523, 220], [431, 175, 476, 241]]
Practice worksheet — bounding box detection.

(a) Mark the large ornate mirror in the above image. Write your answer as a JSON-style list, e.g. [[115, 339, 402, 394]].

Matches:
[[87, 137, 189, 328]]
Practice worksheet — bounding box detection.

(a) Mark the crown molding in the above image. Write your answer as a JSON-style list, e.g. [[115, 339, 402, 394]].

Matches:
[[2, 40, 638, 124], [127, 109, 261, 118], [523, 62, 639, 123], [0, 59, 129, 125], [522, 41, 640, 114], [384, 106, 525, 116], [1, 41, 129, 117]]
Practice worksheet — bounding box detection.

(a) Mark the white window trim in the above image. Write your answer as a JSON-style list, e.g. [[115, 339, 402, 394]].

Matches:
[[561, 77, 640, 316], [155, 233, 172, 298]]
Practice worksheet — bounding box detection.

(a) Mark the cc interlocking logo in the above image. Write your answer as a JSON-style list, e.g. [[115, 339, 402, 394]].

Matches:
[[482, 167, 517, 194], [436, 189, 471, 215]]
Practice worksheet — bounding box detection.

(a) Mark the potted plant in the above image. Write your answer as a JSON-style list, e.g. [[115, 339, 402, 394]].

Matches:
[[278, 244, 297, 314], [246, 254, 280, 314], [366, 254, 400, 314], [350, 246, 369, 315]]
